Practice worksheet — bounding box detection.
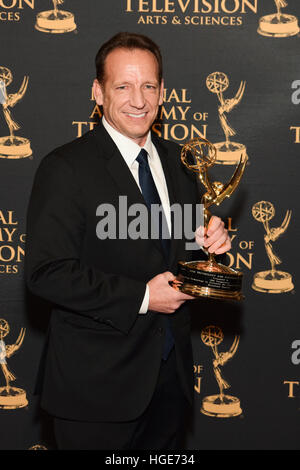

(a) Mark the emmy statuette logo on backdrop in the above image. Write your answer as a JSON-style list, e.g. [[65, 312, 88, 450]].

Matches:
[[252, 201, 294, 293], [258, 0, 299, 37], [0, 67, 32, 159], [35, 0, 77, 34], [206, 72, 247, 165], [200, 326, 242, 418], [0, 319, 28, 409]]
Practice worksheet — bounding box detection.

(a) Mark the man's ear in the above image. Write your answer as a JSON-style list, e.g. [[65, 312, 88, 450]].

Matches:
[[93, 79, 104, 106], [159, 79, 164, 106]]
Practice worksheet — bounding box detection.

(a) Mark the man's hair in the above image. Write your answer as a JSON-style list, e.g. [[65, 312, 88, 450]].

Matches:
[[95, 32, 163, 84]]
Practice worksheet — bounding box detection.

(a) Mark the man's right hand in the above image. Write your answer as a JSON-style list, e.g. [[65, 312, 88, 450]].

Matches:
[[147, 271, 195, 314]]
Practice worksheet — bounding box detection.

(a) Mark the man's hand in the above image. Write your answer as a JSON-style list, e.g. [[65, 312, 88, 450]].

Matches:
[[148, 272, 194, 314], [195, 215, 231, 254]]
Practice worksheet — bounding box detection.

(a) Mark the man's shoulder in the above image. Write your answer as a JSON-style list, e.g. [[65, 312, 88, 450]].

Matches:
[[152, 133, 180, 149], [46, 128, 95, 160], [38, 127, 104, 174], [151, 133, 181, 156]]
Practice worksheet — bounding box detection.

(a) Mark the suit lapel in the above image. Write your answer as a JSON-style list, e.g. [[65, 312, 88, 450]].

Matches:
[[92, 123, 166, 260], [92, 122, 144, 205], [151, 134, 182, 268]]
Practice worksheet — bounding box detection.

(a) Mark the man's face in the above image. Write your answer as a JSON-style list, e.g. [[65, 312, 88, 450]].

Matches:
[[93, 48, 164, 147]]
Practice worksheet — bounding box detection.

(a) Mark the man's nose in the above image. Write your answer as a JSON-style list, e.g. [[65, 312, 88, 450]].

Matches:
[[129, 88, 145, 108]]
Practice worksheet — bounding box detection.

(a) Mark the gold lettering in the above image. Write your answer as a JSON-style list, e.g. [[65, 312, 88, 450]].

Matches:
[[2, 228, 17, 242], [221, 0, 238, 13], [226, 252, 253, 270], [0, 0, 16, 7], [240, 0, 257, 13], [89, 104, 102, 119], [72, 121, 88, 138], [164, 88, 180, 102], [0, 245, 14, 262], [177, 106, 190, 120], [236, 252, 253, 269], [165, 0, 175, 12], [283, 380, 299, 398], [151, 122, 162, 137], [139, 0, 150, 12], [194, 376, 202, 394], [0, 264, 18, 273], [178, 0, 191, 13], [191, 123, 207, 139], [181, 89, 191, 103], [170, 123, 189, 141], [163, 88, 191, 103], [214, 0, 220, 13], [125, 0, 257, 14], [226, 252, 234, 268], [160, 106, 177, 120], [126, 0, 133, 11], [201, 0, 212, 13], [290, 126, 300, 143], [18, 0, 34, 8], [0, 210, 18, 225], [89, 122, 98, 131], [227, 217, 237, 231], [152, 0, 163, 11], [16, 245, 24, 262]]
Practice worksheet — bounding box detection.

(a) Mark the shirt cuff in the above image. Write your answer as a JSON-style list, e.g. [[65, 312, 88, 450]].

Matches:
[[139, 285, 149, 314]]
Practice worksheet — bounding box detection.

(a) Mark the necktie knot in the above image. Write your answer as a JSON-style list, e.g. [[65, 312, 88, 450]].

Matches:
[[136, 148, 149, 167]]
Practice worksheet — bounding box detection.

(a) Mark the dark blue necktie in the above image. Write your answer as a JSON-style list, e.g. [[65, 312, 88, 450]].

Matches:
[[136, 148, 174, 360]]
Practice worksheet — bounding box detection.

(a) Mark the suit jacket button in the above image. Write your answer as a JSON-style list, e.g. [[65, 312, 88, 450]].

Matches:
[[156, 327, 164, 336]]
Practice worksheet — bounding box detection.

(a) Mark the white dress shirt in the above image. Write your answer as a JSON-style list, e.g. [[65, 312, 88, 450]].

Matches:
[[102, 116, 171, 314]]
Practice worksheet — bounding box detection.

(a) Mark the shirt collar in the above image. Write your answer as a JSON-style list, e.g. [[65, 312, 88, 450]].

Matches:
[[102, 116, 153, 167]]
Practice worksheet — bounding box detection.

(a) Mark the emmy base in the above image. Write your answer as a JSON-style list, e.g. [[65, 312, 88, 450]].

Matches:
[[35, 11, 77, 34], [0, 386, 28, 409], [257, 14, 299, 38], [0, 136, 32, 159], [201, 394, 242, 418], [252, 270, 294, 293], [171, 260, 244, 301], [213, 142, 247, 165]]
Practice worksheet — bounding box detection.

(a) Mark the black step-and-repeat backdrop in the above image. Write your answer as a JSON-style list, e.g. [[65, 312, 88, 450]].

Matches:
[[0, 0, 299, 450]]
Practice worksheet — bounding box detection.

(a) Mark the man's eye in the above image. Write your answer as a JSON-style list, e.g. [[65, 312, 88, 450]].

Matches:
[[117, 86, 126, 90]]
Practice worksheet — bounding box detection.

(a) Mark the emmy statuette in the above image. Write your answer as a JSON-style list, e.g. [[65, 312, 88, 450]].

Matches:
[[206, 71, 247, 165], [252, 201, 294, 293], [200, 326, 242, 418], [0, 67, 32, 159], [170, 137, 247, 301], [35, 0, 77, 34], [0, 319, 28, 409]]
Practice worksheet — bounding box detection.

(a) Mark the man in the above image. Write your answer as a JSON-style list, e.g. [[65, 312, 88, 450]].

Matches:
[[25, 32, 230, 450]]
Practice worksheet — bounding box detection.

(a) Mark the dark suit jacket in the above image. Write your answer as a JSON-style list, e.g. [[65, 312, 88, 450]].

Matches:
[[25, 122, 200, 422]]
